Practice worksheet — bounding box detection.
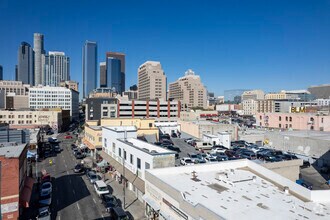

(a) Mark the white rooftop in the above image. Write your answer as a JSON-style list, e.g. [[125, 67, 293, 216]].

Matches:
[[103, 126, 137, 132], [146, 160, 330, 219], [119, 138, 175, 155]]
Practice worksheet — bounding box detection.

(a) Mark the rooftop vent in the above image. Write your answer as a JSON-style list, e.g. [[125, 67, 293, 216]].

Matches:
[[284, 186, 289, 195], [252, 176, 257, 182], [150, 150, 158, 154]]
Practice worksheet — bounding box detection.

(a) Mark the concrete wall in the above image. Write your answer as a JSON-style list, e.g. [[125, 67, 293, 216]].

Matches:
[[262, 159, 303, 182]]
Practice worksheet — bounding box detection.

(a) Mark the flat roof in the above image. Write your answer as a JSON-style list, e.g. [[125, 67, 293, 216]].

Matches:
[[118, 138, 175, 155], [146, 160, 330, 219], [102, 126, 137, 132], [89, 126, 102, 130], [0, 143, 26, 158], [271, 130, 330, 141]]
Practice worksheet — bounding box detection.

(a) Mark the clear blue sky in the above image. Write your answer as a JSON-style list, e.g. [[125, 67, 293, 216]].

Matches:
[[1, 0, 330, 96]]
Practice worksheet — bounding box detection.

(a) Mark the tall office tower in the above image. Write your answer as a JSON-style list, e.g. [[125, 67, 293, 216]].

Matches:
[[15, 65, 18, 81], [43, 51, 70, 86], [33, 33, 45, 85], [0, 65, 3, 80], [82, 41, 97, 98], [106, 52, 125, 92], [17, 42, 34, 85], [169, 69, 207, 111], [106, 57, 122, 93], [137, 61, 167, 100], [99, 62, 106, 87]]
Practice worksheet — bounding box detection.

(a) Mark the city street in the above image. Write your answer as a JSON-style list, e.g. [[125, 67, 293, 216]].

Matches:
[[32, 133, 111, 220]]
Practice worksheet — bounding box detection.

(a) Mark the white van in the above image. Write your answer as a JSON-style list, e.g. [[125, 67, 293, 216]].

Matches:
[[94, 180, 109, 197]]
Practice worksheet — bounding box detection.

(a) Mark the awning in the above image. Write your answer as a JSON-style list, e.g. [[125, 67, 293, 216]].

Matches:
[[20, 177, 34, 208], [99, 151, 145, 193], [142, 195, 160, 211]]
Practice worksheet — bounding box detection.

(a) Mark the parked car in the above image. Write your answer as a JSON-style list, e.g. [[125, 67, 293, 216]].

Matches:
[[205, 157, 218, 163], [160, 134, 171, 140], [37, 206, 51, 220], [40, 182, 52, 194], [86, 171, 99, 184], [46, 130, 54, 135], [54, 145, 62, 153], [260, 154, 282, 162], [300, 160, 311, 168], [101, 194, 118, 212], [211, 148, 227, 154], [171, 133, 178, 138], [184, 138, 193, 143], [215, 152, 228, 161], [39, 190, 52, 206], [161, 139, 173, 145], [278, 153, 298, 161], [225, 150, 240, 159], [65, 135, 73, 139], [240, 151, 257, 160], [94, 180, 110, 197], [296, 179, 313, 190], [48, 137, 59, 143], [180, 158, 194, 166], [71, 144, 77, 150], [195, 154, 206, 163], [187, 153, 199, 163], [154, 142, 162, 146], [75, 152, 84, 159], [74, 164, 84, 173], [110, 207, 129, 220]]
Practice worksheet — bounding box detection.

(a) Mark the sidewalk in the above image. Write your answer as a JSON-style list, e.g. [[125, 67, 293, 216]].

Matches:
[[103, 172, 147, 220]]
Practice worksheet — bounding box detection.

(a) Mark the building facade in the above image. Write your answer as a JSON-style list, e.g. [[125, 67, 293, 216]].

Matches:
[[316, 99, 330, 106], [17, 42, 34, 85], [106, 52, 125, 92], [241, 90, 265, 101], [308, 84, 330, 99], [138, 61, 167, 100], [33, 33, 45, 86], [29, 86, 79, 120], [99, 62, 106, 88], [257, 112, 330, 131], [59, 80, 79, 92], [169, 69, 207, 111], [106, 57, 122, 93], [242, 99, 258, 115], [82, 41, 97, 98], [0, 143, 32, 219], [0, 80, 30, 96], [100, 126, 175, 201], [42, 51, 70, 86]]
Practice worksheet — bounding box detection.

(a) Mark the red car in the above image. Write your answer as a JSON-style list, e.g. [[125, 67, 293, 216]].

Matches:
[[65, 135, 72, 139]]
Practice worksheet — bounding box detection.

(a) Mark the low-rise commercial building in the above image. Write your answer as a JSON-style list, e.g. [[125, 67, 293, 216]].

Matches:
[[144, 160, 330, 220], [257, 112, 330, 131], [100, 126, 176, 201], [29, 86, 79, 120], [242, 99, 258, 115], [0, 123, 30, 143], [59, 80, 79, 92], [0, 143, 33, 219], [180, 110, 218, 121]]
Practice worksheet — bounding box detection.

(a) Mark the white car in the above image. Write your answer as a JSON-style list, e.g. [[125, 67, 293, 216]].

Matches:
[[211, 148, 226, 154], [94, 180, 109, 197], [180, 157, 194, 166]]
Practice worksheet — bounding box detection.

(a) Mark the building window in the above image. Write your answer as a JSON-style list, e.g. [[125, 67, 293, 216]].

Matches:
[[289, 117, 292, 122], [112, 143, 116, 153], [279, 116, 281, 121], [321, 118, 324, 123], [259, 116, 262, 120], [279, 124, 281, 128], [145, 162, 150, 169], [149, 123, 152, 128], [285, 116, 288, 121], [124, 150, 127, 160], [118, 148, 121, 157], [130, 154, 133, 164], [137, 158, 141, 169]]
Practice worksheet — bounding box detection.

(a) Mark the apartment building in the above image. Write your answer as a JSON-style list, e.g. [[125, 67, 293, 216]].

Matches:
[[242, 99, 258, 115], [100, 126, 176, 201], [241, 90, 265, 101], [169, 69, 207, 111], [137, 61, 166, 100], [29, 86, 79, 120]]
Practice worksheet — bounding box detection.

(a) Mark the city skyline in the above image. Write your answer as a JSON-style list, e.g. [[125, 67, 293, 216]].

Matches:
[[0, 0, 330, 96]]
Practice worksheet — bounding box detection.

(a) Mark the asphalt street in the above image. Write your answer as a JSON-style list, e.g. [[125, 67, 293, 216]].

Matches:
[[37, 133, 111, 220]]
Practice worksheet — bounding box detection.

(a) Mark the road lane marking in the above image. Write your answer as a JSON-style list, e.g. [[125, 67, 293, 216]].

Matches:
[[93, 198, 96, 204], [76, 203, 80, 210]]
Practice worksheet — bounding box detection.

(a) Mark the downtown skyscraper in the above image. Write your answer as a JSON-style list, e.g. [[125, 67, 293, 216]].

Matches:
[[82, 41, 97, 98], [17, 42, 34, 85], [106, 52, 125, 92], [42, 51, 70, 86], [33, 33, 45, 85], [106, 57, 122, 93]]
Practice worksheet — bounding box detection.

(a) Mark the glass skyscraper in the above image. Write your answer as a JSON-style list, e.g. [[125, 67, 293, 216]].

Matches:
[[106, 52, 125, 92], [82, 41, 97, 98], [106, 57, 122, 93], [42, 51, 70, 86], [17, 42, 34, 85]]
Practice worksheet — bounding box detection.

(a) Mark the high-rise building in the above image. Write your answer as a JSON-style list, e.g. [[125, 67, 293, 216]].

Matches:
[[138, 61, 166, 100], [82, 41, 97, 98], [33, 33, 45, 85], [99, 62, 106, 88], [17, 42, 34, 85], [106, 57, 122, 93], [42, 51, 70, 86], [169, 69, 207, 111], [106, 52, 125, 92], [0, 65, 3, 80]]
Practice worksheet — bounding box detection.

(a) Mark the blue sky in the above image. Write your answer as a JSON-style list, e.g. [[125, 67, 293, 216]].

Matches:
[[0, 0, 330, 96]]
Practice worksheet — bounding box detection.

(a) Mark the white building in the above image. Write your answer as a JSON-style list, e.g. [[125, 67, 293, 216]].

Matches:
[[28, 86, 79, 120], [144, 160, 330, 220], [316, 99, 330, 106], [202, 132, 231, 148], [100, 126, 176, 201], [42, 51, 70, 86]]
